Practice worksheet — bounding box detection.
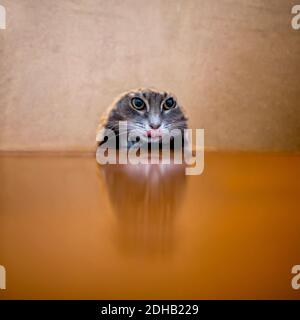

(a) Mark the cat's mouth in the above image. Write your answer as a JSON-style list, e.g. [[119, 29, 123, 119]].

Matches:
[[131, 129, 162, 144], [146, 129, 162, 138], [129, 128, 175, 144], [145, 129, 164, 143]]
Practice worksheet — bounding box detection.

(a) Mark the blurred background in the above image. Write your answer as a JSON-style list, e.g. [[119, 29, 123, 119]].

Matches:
[[0, 0, 299, 152]]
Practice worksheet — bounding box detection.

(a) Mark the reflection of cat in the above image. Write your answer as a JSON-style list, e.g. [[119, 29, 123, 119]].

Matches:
[[101, 161, 187, 256], [96, 88, 188, 148]]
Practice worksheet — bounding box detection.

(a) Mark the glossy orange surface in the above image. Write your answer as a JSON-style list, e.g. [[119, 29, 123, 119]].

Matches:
[[0, 152, 299, 299]]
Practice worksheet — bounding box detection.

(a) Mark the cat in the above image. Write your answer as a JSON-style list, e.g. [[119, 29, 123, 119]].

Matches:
[[96, 88, 188, 149]]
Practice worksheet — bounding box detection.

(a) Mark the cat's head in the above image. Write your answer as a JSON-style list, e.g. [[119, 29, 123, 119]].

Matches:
[[104, 88, 188, 144]]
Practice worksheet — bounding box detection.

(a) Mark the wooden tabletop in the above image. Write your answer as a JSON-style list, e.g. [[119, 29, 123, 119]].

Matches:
[[0, 152, 299, 299]]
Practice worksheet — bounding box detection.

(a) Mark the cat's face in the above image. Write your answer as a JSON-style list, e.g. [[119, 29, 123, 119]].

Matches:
[[107, 88, 188, 143]]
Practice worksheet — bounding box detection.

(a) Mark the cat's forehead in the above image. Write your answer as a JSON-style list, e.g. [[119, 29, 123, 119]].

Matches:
[[127, 89, 170, 104]]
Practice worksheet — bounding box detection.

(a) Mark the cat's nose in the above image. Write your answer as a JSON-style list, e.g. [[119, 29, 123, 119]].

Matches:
[[150, 123, 161, 129]]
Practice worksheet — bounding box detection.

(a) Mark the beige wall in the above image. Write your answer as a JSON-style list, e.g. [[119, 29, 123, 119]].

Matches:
[[0, 0, 299, 152]]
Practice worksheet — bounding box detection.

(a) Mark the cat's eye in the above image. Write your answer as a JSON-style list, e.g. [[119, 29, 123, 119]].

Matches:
[[131, 97, 146, 110], [163, 97, 176, 110]]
